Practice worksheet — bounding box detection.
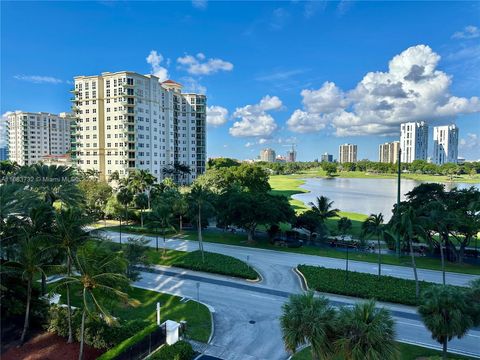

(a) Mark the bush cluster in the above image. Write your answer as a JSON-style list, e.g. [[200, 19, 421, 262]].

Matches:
[[149, 341, 195, 360], [174, 251, 258, 280], [45, 305, 148, 349], [297, 265, 461, 306]]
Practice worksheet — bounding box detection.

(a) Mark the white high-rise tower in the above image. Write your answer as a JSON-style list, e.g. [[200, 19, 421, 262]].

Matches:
[[433, 125, 458, 165], [400, 121, 428, 163]]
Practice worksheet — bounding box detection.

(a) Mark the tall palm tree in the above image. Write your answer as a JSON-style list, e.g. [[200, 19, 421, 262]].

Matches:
[[172, 192, 188, 232], [50, 209, 91, 343], [280, 292, 336, 360], [309, 196, 339, 223], [418, 285, 472, 360], [336, 300, 397, 360], [337, 217, 352, 281], [134, 193, 148, 228], [3, 233, 53, 344], [362, 213, 385, 278], [55, 242, 131, 360], [116, 187, 133, 245], [187, 184, 213, 262], [147, 201, 175, 255], [129, 169, 156, 209]]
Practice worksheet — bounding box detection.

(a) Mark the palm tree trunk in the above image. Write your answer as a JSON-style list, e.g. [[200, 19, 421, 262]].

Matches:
[[20, 278, 32, 344], [345, 242, 349, 282], [179, 215, 183, 232], [163, 232, 166, 257], [119, 215, 122, 245], [442, 340, 447, 360], [198, 204, 204, 262], [66, 256, 73, 343], [78, 309, 86, 360], [140, 208, 144, 228], [156, 234, 159, 252], [439, 238, 446, 285], [377, 236, 382, 278], [409, 239, 420, 301]]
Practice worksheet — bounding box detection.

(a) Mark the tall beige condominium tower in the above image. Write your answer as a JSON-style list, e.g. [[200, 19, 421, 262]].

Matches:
[[339, 143, 357, 163], [400, 121, 428, 163], [433, 124, 458, 165], [260, 148, 276, 162], [71, 72, 206, 183], [378, 141, 400, 163], [7, 111, 72, 166]]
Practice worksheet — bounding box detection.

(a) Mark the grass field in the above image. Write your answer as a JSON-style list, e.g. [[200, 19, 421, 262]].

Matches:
[[291, 343, 475, 360], [55, 286, 212, 342]]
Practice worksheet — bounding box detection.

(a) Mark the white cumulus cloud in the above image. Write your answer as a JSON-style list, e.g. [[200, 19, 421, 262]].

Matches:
[[287, 45, 480, 136], [460, 133, 480, 149], [229, 95, 282, 137], [206, 106, 228, 127], [452, 25, 480, 39], [192, 0, 207, 9], [177, 53, 233, 75], [146, 50, 169, 82], [14, 75, 64, 84]]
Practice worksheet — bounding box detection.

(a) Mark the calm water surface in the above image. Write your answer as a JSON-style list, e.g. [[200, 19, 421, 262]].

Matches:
[[292, 178, 480, 220]]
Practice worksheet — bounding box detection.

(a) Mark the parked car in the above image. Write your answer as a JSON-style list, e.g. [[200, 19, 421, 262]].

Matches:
[[272, 237, 303, 248]]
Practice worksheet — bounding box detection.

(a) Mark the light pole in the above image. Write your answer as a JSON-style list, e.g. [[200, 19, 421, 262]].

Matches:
[[396, 147, 402, 257]]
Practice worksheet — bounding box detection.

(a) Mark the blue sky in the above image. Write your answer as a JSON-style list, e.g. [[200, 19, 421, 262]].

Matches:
[[1, 1, 479, 161]]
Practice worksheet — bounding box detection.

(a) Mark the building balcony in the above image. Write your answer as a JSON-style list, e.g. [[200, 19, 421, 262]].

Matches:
[[122, 83, 134, 88], [69, 89, 79, 94]]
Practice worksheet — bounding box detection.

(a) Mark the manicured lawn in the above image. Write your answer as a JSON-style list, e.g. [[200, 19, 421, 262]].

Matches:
[[55, 286, 212, 343], [291, 343, 475, 360], [147, 249, 259, 280], [297, 265, 449, 306]]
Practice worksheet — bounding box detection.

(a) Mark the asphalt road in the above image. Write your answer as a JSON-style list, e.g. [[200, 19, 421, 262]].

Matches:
[[99, 230, 480, 359]]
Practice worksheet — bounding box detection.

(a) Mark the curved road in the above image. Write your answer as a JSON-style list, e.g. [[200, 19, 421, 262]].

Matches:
[[98, 230, 480, 359]]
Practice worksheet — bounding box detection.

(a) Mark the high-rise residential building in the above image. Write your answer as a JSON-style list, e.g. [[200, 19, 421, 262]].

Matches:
[[71, 71, 206, 183], [400, 121, 428, 163], [378, 141, 400, 163], [7, 111, 72, 166], [286, 149, 296, 162], [433, 125, 459, 165], [260, 148, 276, 162], [339, 144, 357, 163], [321, 153, 333, 163], [0, 147, 8, 161]]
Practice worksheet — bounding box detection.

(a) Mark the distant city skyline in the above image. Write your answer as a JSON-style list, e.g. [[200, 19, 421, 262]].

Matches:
[[1, 1, 479, 161]]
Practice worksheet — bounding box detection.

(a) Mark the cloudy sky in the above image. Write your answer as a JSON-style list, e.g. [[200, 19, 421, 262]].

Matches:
[[1, 1, 479, 160]]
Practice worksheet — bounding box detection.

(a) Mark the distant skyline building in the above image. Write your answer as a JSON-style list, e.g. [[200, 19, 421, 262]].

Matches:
[[433, 124, 459, 165], [339, 143, 357, 163], [321, 152, 333, 163], [71, 71, 206, 183], [260, 148, 276, 162], [400, 121, 428, 163], [378, 141, 400, 164], [0, 147, 8, 161], [7, 111, 72, 166], [286, 149, 296, 162]]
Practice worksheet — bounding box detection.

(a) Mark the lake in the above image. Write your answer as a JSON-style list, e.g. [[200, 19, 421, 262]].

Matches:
[[292, 177, 480, 220]]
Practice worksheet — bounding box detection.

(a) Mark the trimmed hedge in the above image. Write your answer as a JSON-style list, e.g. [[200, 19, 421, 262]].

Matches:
[[97, 323, 158, 360], [297, 265, 461, 306], [173, 251, 259, 280], [149, 340, 195, 360]]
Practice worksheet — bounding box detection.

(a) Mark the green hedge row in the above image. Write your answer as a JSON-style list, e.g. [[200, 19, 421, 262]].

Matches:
[[97, 323, 158, 360], [174, 251, 259, 280], [297, 265, 455, 306], [149, 340, 195, 360]]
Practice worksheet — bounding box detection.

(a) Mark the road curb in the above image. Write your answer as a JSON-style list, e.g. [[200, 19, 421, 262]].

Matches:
[[293, 266, 310, 291], [246, 267, 263, 283], [207, 309, 215, 344]]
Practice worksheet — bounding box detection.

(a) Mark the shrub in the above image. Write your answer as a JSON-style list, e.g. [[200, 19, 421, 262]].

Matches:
[[45, 305, 149, 349], [297, 265, 463, 306], [150, 341, 195, 360], [174, 251, 258, 280]]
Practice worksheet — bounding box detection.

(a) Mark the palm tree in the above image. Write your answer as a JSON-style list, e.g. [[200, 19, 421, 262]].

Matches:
[[280, 292, 336, 360], [55, 242, 131, 360], [172, 192, 188, 232], [50, 209, 91, 343], [362, 213, 385, 278], [337, 217, 352, 281], [116, 187, 133, 245], [134, 193, 148, 228], [336, 300, 397, 360], [187, 184, 212, 262], [147, 201, 175, 255], [309, 196, 339, 223], [418, 285, 472, 360], [3, 233, 53, 344], [130, 169, 156, 209]]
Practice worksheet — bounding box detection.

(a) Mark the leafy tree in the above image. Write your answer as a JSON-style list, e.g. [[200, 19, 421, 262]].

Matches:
[[295, 210, 321, 244], [55, 242, 131, 360], [77, 179, 112, 221], [123, 237, 152, 281], [322, 162, 337, 177], [418, 285, 473, 360], [280, 292, 336, 360], [338, 217, 352, 280], [336, 300, 397, 360], [207, 157, 240, 169], [362, 213, 384, 278], [148, 200, 176, 255]]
